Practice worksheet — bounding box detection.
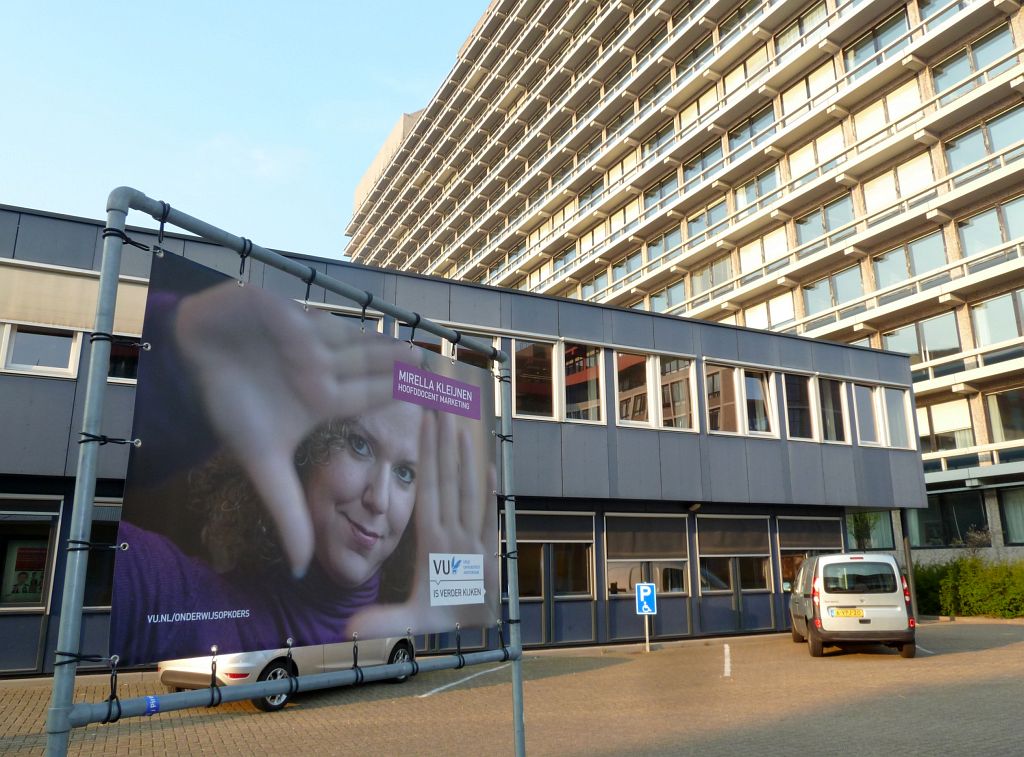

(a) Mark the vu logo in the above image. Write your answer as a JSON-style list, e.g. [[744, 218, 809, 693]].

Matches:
[[432, 557, 462, 575]]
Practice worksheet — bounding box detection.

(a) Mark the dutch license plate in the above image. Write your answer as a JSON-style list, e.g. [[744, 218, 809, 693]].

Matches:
[[831, 607, 864, 618]]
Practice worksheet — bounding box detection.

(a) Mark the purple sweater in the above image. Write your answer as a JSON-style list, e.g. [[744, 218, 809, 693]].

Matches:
[[110, 522, 379, 666]]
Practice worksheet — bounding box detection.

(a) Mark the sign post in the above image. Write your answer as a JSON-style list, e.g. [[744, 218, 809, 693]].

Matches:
[[635, 582, 657, 653]]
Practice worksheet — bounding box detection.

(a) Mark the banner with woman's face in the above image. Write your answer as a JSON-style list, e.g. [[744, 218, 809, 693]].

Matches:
[[109, 254, 498, 666]]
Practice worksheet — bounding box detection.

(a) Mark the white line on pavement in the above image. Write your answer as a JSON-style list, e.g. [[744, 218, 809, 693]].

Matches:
[[417, 663, 511, 698], [723, 644, 731, 678]]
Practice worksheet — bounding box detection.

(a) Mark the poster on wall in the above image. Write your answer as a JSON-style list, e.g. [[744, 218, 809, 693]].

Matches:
[[109, 253, 497, 666], [1, 540, 47, 604]]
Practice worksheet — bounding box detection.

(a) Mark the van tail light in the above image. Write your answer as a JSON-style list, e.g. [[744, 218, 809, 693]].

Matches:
[[224, 672, 250, 680], [812, 577, 822, 607], [902, 575, 915, 629]]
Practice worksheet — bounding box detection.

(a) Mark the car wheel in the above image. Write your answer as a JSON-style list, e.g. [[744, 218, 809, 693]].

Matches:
[[899, 642, 916, 659], [252, 661, 293, 712], [790, 617, 805, 643], [807, 626, 824, 658], [388, 642, 413, 683]]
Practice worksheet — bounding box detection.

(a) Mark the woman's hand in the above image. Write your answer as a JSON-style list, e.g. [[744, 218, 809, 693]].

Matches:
[[175, 281, 407, 577]]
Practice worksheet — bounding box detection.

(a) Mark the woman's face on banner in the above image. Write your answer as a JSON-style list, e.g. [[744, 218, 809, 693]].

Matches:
[[306, 401, 423, 588]]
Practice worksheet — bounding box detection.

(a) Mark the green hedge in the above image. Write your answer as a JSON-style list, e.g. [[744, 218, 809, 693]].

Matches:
[[913, 557, 1024, 618]]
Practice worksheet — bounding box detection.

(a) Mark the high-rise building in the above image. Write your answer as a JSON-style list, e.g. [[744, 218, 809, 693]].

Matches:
[[346, 0, 1024, 560]]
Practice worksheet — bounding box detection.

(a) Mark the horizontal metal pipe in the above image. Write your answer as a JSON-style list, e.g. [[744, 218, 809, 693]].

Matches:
[[109, 187, 508, 364], [68, 646, 520, 727]]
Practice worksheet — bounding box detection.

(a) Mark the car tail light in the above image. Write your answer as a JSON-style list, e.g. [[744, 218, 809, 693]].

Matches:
[[909, 617, 916, 629], [224, 672, 250, 680], [902, 575, 915, 629], [901, 575, 911, 604], [812, 576, 822, 607]]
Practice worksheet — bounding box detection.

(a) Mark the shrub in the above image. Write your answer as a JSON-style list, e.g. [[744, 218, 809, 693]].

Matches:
[[913, 561, 950, 616], [915, 556, 1024, 618]]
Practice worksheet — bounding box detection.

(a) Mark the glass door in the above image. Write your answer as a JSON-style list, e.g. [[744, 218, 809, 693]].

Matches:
[[695, 516, 774, 634]]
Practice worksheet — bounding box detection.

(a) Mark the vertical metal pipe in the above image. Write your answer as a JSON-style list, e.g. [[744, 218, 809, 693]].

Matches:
[[899, 508, 918, 618], [45, 196, 130, 756], [498, 359, 525, 757]]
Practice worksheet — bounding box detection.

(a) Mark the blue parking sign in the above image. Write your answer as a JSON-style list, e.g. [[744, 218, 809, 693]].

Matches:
[[635, 583, 657, 615]]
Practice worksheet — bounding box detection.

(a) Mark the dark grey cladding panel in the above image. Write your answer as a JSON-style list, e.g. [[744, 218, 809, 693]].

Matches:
[[262, 259, 328, 303], [450, 284, 502, 329], [510, 294, 558, 334], [561, 423, 611, 498], [848, 346, 880, 381], [118, 231, 185, 278], [14, 214, 99, 269], [323, 263, 386, 307], [821, 444, 858, 506], [558, 300, 605, 343], [182, 239, 248, 280], [394, 275, 451, 322], [876, 350, 913, 385], [0, 209, 19, 257], [611, 427, 662, 500], [705, 435, 750, 503], [65, 383, 136, 479], [736, 327, 780, 367], [697, 323, 738, 361], [745, 438, 789, 504], [777, 335, 815, 371], [609, 309, 655, 349], [854, 447, 895, 509], [0, 375, 77, 476], [811, 341, 849, 378], [890, 451, 928, 508], [511, 419, 563, 497], [659, 431, 704, 501], [652, 316, 695, 355], [787, 442, 826, 505]]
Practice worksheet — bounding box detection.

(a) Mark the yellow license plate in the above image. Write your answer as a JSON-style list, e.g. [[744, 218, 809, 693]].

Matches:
[[832, 608, 864, 618]]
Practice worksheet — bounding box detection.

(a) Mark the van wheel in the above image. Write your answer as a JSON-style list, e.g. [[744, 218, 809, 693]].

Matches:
[[791, 619, 805, 643], [252, 661, 293, 712], [388, 642, 413, 683], [899, 642, 916, 659], [807, 627, 824, 658]]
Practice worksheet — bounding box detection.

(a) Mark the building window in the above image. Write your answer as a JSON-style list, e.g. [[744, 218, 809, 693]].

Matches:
[[686, 199, 728, 248], [854, 384, 881, 445], [917, 399, 975, 452], [778, 516, 843, 585], [579, 178, 604, 209], [1, 499, 59, 607], [844, 10, 909, 80], [932, 24, 1015, 104], [883, 387, 911, 448], [611, 250, 643, 283], [705, 363, 775, 435], [944, 103, 1024, 180], [683, 141, 724, 186], [581, 270, 609, 299], [723, 45, 768, 95], [697, 516, 771, 593], [645, 227, 683, 266], [957, 195, 1024, 260], [660, 357, 693, 429], [986, 386, 1024, 443], [690, 254, 733, 298], [3, 325, 78, 376], [727, 105, 776, 157], [802, 264, 863, 317], [643, 171, 679, 210], [514, 340, 554, 418], [782, 60, 838, 119], [999, 487, 1024, 545], [872, 231, 947, 291], [107, 337, 140, 381], [744, 291, 796, 330], [971, 287, 1024, 360], [642, 122, 675, 158], [564, 342, 602, 422], [705, 363, 737, 432], [775, 1, 827, 55], [788, 122, 845, 184], [734, 165, 779, 216], [84, 503, 121, 607], [738, 227, 789, 276], [650, 280, 686, 313], [818, 377, 847, 443], [783, 374, 814, 440], [881, 311, 961, 375], [616, 352, 649, 423], [553, 244, 577, 272], [862, 152, 936, 220], [907, 492, 988, 548], [744, 370, 773, 433], [794, 194, 855, 254], [845, 511, 895, 550], [605, 515, 688, 597]]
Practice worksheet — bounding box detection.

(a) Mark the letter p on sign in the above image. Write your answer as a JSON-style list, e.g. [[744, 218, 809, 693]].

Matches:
[[635, 582, 657, 615]]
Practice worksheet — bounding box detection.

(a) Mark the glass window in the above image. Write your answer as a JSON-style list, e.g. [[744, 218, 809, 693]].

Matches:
[[795, 194, 855, 252], [744, 370, 773, 433], [986, 386, 1024, 443], [999, 487, 1024, 545], [919, 311, 961, 361], [509, 542, 543, 598], [918, 399, 975, 452], [616, 352, 648, 423], [872, 231, 947, 288], [84, 505, 121, 607], [883, 387, 910, 448], [907, 492, 988, 547], [0, 503, 57, 607], [705, 363, 737, 432], [564, 343, 602, 421], [660, 357, 693, 429], [606, 516, 689, 596], [882, 324, 921, 364], [844, 10, 909, 79], [107, 339, 140, 380], [846, 511, 896, 550], [784, 374, 814, 439], [972, 291, 1022, 347], [819, 378, 847, 442], [553, 543, 592, 596], [822, 562, 897, 593], [854, 384, 879, 444], [5, 327, 75, 373], [803, 264, 863, 316], [514, 340, 554, 417], [958, 207, 1003, 258], [933, 25, 1015, 99]]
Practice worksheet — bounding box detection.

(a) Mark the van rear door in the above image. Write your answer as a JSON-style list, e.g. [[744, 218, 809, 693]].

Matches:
[[819, 559, 907, 633]]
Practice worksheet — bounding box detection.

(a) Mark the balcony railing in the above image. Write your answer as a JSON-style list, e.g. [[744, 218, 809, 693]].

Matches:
[[922, 437, 1024, 473]]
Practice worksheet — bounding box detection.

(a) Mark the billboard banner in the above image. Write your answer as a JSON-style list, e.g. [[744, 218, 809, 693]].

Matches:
[[110, 253, 497, 666]]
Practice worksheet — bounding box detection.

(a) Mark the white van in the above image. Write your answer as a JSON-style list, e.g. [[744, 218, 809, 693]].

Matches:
[[789, 553, 916, 658]]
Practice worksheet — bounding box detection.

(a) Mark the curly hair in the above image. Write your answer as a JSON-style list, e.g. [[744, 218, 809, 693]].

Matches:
[[188, 419, 415, 601]]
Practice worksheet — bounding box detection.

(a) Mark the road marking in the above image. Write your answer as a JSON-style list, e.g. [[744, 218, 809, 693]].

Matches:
[[916, 645, 935, 655], [417, 663, 511, 698], [723, 644, 731, 678]]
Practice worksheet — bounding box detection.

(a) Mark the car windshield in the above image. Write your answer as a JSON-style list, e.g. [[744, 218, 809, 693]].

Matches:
[[822, 562, 897, 593]]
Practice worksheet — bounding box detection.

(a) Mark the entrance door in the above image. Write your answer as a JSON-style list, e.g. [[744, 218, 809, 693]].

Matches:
[[695, 516, 774, 634]]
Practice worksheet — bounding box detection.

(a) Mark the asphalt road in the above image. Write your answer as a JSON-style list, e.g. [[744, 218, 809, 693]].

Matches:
[[3, 617, 1023, 756]]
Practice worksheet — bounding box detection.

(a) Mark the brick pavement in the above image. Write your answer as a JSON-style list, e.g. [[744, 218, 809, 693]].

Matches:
[[3, 618, 1023, 756]]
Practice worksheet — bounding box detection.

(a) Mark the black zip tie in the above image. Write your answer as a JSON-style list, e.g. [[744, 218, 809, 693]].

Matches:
[[494, 432, 513, 443], [497, 494, 516, 504], [303, 267, 318, 311], [156, 201, 171, 243], [238, 237, 253, 284], [79, 432, 142, 448], [102, 227, 151, 252], [351, 634, 364, 684], [455, 624, 466, 669], [54, 651, 109, 666], [496, 373, 512, 384], [89, 332, 151, 351], [506, 618, 521, 625], [497, 620, 509, 662], [499, 549, 518, 560], [68, 540, 129, 553], [207, 647, 222, 708], [405, 313, 422, 348], [101, 656, 122, 724]]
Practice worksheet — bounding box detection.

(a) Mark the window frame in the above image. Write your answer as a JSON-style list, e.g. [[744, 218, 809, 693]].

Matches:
[[703, 360, 779, 439], [1, 324, 81, 379], [816, 376, 851, 445], [604, 513, 690, 599]]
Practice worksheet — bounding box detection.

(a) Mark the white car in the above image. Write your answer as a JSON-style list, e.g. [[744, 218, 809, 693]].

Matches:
[[158, 636, 414, 711], [789, 552, 916, 658]]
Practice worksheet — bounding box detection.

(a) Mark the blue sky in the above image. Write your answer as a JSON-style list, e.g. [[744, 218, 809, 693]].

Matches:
[[1, 2, 490, 259]]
